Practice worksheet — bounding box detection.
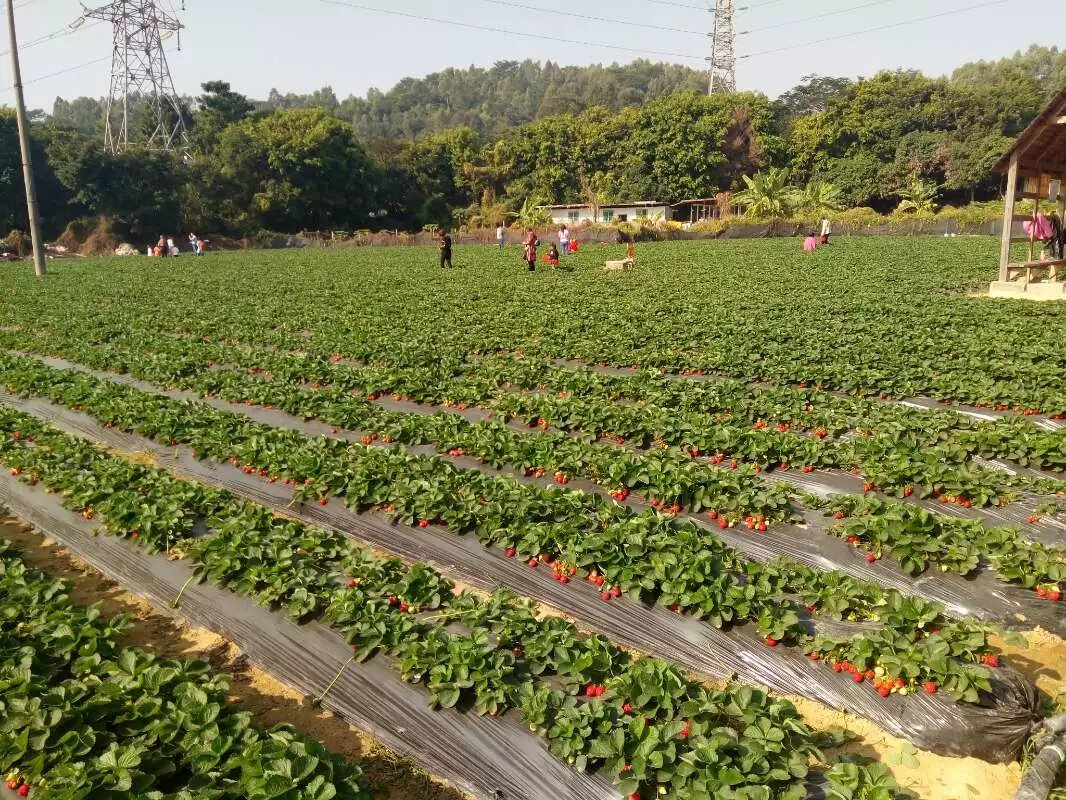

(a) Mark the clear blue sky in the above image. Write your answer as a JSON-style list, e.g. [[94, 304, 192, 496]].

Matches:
[[3, 0, 1065, 111]]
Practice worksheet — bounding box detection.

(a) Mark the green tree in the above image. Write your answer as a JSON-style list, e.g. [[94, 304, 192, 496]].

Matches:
[[733, 167, 798, 222], [216, 107, 377, 232], [896, 176, 941, 215], [44, 128, 181, 238], [794, 180, 844, 215]]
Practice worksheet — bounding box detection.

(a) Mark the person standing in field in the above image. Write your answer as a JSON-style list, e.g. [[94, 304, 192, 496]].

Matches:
[[523, 228, 538, 272], [820, 217, 832, 245], [439, 230, 453, 269], [559, 225, 570, 257], [1049, 210, 1063, 259], [157, 235, 167, 258], [496, 221, 505, 250]]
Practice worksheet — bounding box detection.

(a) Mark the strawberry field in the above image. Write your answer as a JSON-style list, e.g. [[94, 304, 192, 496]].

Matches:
[[0, 236, 1063, 800]]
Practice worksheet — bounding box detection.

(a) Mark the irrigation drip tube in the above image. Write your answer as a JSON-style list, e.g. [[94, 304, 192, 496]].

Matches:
[[0, 392, 1045, 763], [0, 473, 619, 800], [1014, 714, 1066, 800]]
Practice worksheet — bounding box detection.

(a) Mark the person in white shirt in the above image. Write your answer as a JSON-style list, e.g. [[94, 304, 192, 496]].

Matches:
[[496, 222, 505, 249], [820, 218, 831, 245], [559, 225, 570, 256]]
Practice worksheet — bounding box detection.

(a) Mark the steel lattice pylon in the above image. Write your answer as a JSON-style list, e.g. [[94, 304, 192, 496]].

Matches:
[[81, 0, 187, 153], [708, 0, 736, 94]]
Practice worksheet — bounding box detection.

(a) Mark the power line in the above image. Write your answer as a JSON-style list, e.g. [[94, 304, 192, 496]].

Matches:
[[645, 0, 710, 11], [736, 0, 788, 11], [739, 0, 1007, 59], [0, 55, 110, 94], [0, 19, 104, 60], [475, 0, 704, 36], [319, 0, 707, 61], [739, 0, 901, 36]]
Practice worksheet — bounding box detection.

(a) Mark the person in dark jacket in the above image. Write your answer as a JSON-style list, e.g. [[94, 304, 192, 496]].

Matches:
[[439, 230, 453, 269], [1049, 211, 1064, 259]]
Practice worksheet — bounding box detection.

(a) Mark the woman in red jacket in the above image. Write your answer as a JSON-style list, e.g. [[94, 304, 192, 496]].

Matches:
[[523, 229, 538, 272]]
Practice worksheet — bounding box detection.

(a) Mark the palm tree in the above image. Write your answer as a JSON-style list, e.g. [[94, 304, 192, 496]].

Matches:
[[896, 177, 941, 216], [507, 197, 552, 228], [795, 180, 845, 215], [733, 167, 799, 233]]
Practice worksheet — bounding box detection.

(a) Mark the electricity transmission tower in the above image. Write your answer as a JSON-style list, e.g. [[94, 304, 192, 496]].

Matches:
[[80, 0, 187, 153], [708, 0, 736, 94]]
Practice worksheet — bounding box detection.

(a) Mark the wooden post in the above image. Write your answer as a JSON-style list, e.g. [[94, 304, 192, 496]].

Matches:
[[999, 152, 1019, 282], [5, 0, 46, 277]]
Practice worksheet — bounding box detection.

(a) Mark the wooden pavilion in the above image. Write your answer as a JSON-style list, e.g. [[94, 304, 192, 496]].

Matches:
[[990, 87, 1066, 300]]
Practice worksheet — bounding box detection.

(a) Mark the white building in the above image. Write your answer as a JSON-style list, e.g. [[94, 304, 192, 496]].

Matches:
[[541, 199, 733, 226], [542, 201, 672, 226]]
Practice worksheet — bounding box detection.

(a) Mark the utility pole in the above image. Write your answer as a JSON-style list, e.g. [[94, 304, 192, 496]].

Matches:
[[708, 0, 737, 94], [5, 0, 47, 277]]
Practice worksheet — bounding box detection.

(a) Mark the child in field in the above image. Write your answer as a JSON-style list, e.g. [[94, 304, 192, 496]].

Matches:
[[803, 232, 818, 252], [547, 243, 560, 268]]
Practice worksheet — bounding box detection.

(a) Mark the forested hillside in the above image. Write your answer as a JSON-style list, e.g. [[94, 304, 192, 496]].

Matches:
[[3, 45, 1065, 244]]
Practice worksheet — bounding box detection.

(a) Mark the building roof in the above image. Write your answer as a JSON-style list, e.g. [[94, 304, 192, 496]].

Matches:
[[540, 201, 666, 210], [994, 87, 1066, 176], [671, 198, 720, 206]]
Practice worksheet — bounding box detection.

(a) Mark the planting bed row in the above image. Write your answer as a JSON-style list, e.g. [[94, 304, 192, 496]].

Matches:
[[0, 367, 1046, 761], [0, 532, 373, 800], [2, 348, 1063, 627], [4, 326, 1063, 495], [0, 421, 914, 800]]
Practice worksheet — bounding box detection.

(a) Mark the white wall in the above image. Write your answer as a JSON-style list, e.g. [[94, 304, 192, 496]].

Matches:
[[547, 205, 670, 226]]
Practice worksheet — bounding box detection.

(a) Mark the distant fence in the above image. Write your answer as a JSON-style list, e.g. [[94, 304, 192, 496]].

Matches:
[[297, 217, 1005, 249]]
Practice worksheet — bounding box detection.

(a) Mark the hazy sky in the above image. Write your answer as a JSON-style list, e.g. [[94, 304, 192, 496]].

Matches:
[[3, 0, 1065, 112]]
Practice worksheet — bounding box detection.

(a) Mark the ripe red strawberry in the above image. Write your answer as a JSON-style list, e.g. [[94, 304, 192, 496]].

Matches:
[[923, 681, 937, 694], [903, 486, 914, 497], [982, 655, 1000, 668], [601, 592, 612, 602], [399, 602, 409, 613], [808, 652, 820, 661], [833, 512, 844, 520], [528, 559, 538, 568], [831, 663, 843, 673], [865, 553, 877, 563], [877, 687, 891, 698], [851, 672, 864, 683], [319, 497, 328, 506], [717, 517, 728, 529], [18, 785, 29, 797], [610, 586, 622, 598], [1048, 590, 1062, 602], [505, 547, 516, 558], [764, 637, 779, 648], [622, 703, 633, 714], [757, 523, 767, 532], [348, 579, 358, 588], [418, 519, 430, 528]]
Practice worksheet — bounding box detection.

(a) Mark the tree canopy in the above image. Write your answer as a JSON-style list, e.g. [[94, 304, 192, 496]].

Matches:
[[1, 47, 1063, 242]]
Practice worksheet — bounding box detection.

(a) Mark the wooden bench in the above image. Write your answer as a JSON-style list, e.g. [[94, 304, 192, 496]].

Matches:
[[1005, 258, 1065, 286]]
